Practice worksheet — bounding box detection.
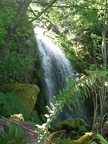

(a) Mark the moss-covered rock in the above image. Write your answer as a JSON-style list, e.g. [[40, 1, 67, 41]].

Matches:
[[57, 138, 75, 144], [74, 132, 93, 144], [52, 118, 88, 132], [0, 83, 40, 111], [49, 118, 91, 141], [56, 132, 93, 144]]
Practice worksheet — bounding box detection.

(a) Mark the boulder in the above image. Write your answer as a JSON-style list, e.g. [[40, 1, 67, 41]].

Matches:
[[52, 118, 88, 132], [50, 118, 91, 140], [0, 83, 40, 111]]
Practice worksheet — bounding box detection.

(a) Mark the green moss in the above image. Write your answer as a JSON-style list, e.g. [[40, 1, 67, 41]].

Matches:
[[28, 110, 43, 124], [75, 132, 93, 144], [0, 83, 40, 111], [79, 126, 87, 133], [53, 118, 87, 132], [53, 132, 93, 144], [50, 118, 91, 141], [35, 93, 47, 115], [58, 138, 76, 144]]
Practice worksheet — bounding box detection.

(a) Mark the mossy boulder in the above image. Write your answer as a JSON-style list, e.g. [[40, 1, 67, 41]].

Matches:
[[0, 83, 40, 111], [50, 118, 91, 140], [52, 118, 88, 132]]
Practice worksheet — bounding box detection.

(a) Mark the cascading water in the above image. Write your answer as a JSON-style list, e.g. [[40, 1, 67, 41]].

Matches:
[[34, 27, 88, 123]]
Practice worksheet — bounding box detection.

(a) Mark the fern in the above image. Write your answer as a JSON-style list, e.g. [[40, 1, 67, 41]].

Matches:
[[36, 69, 108, 143], [96, 134, 108, 144], [0, 117, 38, 144], [47, 69, 108, 124], [0, 122, 26, 144]]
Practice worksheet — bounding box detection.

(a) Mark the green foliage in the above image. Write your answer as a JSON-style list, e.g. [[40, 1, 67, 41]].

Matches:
[[0, 0, 108, 143], [0, 122, 26, 144], [0, 92, 26, 118], [59, 35, 86, 73], [37, 0, 107, 71], [57, 138, 75, 144], [27, 110, 43, 124], [96, 134, 108, 144], [0, 83, 40, 111], [50, 133, 108, 144], [0, 41, 37, 84], [45, 69, 108, 125], [36, 123, 48, 144], [0, 83, 42, 124], [0, 1, 40, 85], [35, 69, 108, 143]]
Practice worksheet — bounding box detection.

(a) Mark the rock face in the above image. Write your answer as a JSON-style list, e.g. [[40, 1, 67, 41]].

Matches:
[[0, 83, 40, 111]]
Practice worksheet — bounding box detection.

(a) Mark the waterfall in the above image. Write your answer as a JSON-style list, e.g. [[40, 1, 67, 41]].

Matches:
[[34, 27, 88, 123]]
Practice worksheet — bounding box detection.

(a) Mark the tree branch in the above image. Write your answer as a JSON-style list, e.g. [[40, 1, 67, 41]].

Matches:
[[10, 0, 32, 30], [31, 1, 105, 10], [30, 0, 58, 23]]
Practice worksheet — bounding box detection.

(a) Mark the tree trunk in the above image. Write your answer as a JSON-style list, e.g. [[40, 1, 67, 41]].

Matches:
[[6, 0, 32, 41], [99, 0, 107, 135], [101, 0, 107, 68]]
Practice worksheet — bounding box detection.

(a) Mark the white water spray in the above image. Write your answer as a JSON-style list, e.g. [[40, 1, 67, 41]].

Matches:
[[34, 27, 73, 104], [34, 27, 88, 122]]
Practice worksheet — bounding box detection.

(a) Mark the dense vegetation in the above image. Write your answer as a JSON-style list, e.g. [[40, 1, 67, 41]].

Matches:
[[0, 0, 108, 143]]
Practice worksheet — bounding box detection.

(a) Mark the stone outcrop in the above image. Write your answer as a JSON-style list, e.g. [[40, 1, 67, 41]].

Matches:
[[0, 83, 40, 111]]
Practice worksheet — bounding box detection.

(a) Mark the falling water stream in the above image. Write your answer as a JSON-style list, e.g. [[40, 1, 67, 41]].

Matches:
[[34, 27, 88, 123]]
